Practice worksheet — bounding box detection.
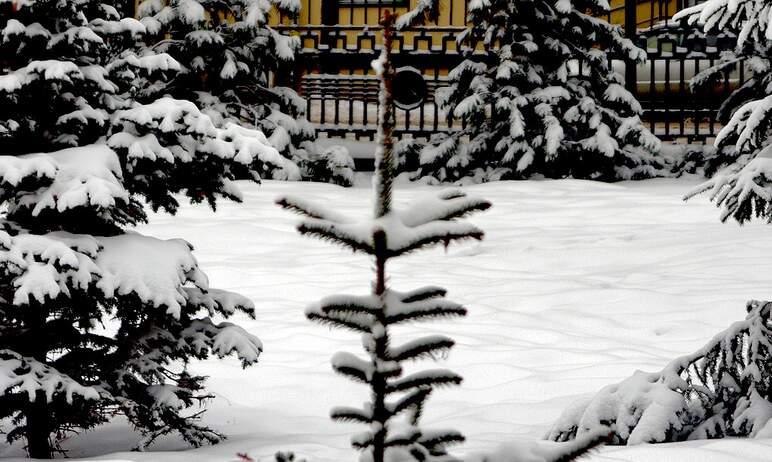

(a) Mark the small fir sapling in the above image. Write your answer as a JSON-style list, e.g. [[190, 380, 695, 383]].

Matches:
[[278, 11, 610, 462], [278, 11, 492, 462]]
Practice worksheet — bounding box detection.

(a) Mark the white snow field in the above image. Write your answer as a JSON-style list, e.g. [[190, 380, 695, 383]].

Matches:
[[3, 176, 772, 461]]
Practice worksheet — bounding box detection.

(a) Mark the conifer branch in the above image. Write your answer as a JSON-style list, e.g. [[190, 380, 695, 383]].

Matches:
[[400, 286, 447, 303], [331, 407, 373, 424]]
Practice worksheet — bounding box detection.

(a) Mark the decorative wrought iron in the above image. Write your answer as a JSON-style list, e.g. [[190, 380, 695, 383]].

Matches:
[[278, 0, 749, 144]]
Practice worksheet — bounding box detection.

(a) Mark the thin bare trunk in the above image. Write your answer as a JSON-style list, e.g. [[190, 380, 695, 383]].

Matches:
[[374, 11, 396, 219]]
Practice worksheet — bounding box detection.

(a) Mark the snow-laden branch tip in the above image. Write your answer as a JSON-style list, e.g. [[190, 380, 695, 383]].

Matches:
[[280, 189, 489, 257]]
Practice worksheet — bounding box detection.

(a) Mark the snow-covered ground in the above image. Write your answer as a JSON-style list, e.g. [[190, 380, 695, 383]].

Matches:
[[4, 177, 772, 461]]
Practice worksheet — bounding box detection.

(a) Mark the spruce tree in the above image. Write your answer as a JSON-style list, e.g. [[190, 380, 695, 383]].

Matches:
[[676, 0, 772, 222], [0, 0, 268, 457], [547, 3, 772, 444], [278, 12, 492, 462], [136, 0, 333, 181], [413, 0, 663, 182], [548, 300, 772, 443]]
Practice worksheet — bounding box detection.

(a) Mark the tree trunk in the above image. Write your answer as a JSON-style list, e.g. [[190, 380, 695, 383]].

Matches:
[[372, 231, 388, 462], [25, 303, 52, 459], [370, 13, 397, 462], [374, 11, 396, 219], [26, 392, 52, 459]]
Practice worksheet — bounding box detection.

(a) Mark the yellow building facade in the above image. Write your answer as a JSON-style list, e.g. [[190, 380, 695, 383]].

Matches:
[[270, 0, 683, 32], [269, 0, 683, 77]]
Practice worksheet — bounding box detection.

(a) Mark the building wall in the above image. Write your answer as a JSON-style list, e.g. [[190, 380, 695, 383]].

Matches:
[[270, 0, 682, 28], [269, 0, 681, 77]]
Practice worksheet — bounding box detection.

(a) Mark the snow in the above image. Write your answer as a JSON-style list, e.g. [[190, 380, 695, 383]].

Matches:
[[178, 0, 206, 24], [110, 98, 292, 179], [108, 132, 174, 163], [108, 53, 182, 73], [2, 178, 772, 460], [183, 319, 263, 366], [187, 30, 225, 46], [0, 350, 101, 404], [735, 389, 772, 437], [89, 18, 146, 36], [272, 30, 299, 61], [548, 369, 689, 444], [0, 60, 81, 92], [0, 145, 129, 216], [603, 84, 643, 115], [320, 145, 356, 186], [554, 0, 572, 14], [137, 0, 164, 17], [96, 233, 207, 319]]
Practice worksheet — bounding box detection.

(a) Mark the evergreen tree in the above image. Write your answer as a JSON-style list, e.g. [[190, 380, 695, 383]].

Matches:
[[413, 0, 663, 182], [136, 0, 342, 182], [548, 4, 772, 444], [548, 300, 772, 443], [0, 0, 268, 457], [676, 0, 772, 222], [278, 12, 492, 462]]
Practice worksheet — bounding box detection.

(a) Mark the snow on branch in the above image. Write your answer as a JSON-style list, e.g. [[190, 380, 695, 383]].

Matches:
[[674, 0, 772, 47], [395, 0, 439, 29], [0, 60, 82, 93], [107, 52, 182, 74], [276, 195, 352, 222], [184, 287, 256, 317], [182, 318, 263, 367], [674, 0, 772, 225], [0, 350, 101, 404], [277, 190, 490, 258], [716, 95, 772, 153], [108, 98, 288, 171], [109, 97, 294, 212], [96, 233, 208, 319], [685, 147, 772, 223], [399, 189, 492, 226], [0, 229, 101, 306], [0, 145, 130, 222]]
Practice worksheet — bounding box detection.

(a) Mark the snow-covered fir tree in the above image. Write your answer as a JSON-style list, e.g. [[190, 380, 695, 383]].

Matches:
[[0, 0, 268, 457], [278, 12, 492, 462], [676, 0, 772, 222], [135, 0, 352, 183], [548, 299, 772, 443], [546, 3, 772, 443], [412, 0, 664, 182]]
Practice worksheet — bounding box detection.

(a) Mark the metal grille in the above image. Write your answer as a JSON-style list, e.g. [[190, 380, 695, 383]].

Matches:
[[276, 0, 747, 143]]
